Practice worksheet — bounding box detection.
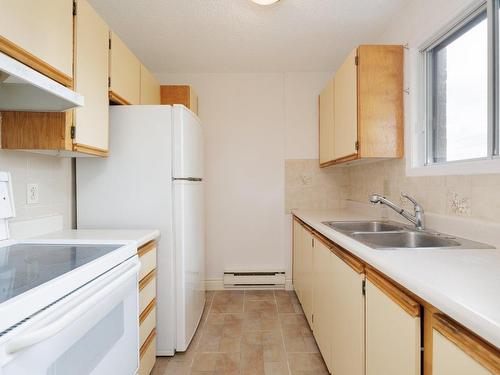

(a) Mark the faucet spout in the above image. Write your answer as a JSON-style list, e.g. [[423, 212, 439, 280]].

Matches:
[[369, 193, 425, 230]]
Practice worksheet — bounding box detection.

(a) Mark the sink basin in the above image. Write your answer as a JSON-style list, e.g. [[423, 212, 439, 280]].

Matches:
[[351, 231, 462, 249], [323, 220, 405, 233]]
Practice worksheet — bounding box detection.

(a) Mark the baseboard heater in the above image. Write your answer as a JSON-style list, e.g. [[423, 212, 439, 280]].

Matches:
[[223, 271, 286, 288]]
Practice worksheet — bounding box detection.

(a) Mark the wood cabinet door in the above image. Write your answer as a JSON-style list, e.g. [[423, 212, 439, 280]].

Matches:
[[365, 273, 421, 375], [109, 31, 141, 105], [319, 76, 335, 165], [312, 238, 333, 372], [330, 247, 365, 375], [0, 0, 74, 86], [140, 64, 161, 104], [73, 0, 109, 154], [333, 48, 358, 160], [292, 219, 303, 301], [301, 228, 314, 327]]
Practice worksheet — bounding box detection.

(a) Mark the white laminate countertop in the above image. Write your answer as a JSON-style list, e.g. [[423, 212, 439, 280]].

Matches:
[[293, 208, 500, 349], [30, 229, 160, 248]]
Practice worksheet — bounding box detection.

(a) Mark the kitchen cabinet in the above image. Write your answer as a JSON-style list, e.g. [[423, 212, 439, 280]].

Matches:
[[109, 31, 141, 105], [1, 0, 110, 157], [138, 240, 157, 375], [0, 0, 73, 87], [330, 244, 365, 375], [140, 64, 161, 104], [319, 77, 335, 165], [301, 227, 314, 327], [292, 219, 303, 301], [432, 314, 500, 375], [312, 235, 334, 372], [319, 45, 404, 167], [365, 269, 421, 375], [161, 85, 199, 115]]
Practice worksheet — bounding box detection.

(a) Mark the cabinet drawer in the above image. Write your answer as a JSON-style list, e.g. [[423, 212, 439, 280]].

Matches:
[[138, 243, 157, 280], [140, 301, 156, 349], [139, 329, 156, 375], [139, 271, 156, 315]]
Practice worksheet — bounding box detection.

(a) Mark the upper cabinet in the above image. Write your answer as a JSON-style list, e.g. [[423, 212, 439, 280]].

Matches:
[[161, 85, 199, 115], [73, 0, 110, 154], [0, 0, 74, 86], [140, 65, 161, 105], [109, 31, 141, 105], [319, 45, 404, 167]]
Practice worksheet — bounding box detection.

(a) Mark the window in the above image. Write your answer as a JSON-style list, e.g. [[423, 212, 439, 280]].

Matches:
[[422, 1, 499, 166]]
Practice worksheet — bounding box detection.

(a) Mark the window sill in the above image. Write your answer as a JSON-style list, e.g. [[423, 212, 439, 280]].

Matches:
[[407, 158, 500, 177]]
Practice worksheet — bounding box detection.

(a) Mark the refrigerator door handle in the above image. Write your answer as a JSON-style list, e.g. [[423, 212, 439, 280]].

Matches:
[[173, 177, 203, 182]]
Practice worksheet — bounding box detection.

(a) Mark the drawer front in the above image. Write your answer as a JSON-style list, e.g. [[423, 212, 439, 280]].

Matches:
[[140, 304, 156, 349], [139, 274, 156, 315], [139, 247, 157, 280], [139, 329, 156, 375]]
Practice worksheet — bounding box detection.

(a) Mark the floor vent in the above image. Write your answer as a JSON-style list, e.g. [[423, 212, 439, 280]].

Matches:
[[223, 271, 286, 288]]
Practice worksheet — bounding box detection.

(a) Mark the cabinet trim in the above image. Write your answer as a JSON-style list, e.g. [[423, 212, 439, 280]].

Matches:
[[139, 298, 157, 324], [0, 35, 73, 88], [320, 153, 358, 168], [109, 90, 132, 105], [139, 328, 156, 359], [72, 143, 108, 157], [138, 240, 157, 257], [433, 314, 500, 374], [366, 268, 420, 317], [139, 269, 156, 291]]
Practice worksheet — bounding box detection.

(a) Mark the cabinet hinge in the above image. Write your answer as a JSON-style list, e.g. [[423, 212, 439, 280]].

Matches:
[[70, 126, 76, 139], [355, 55, 359, 65], [109, 38, 112, 50], [72, 1, 77, 16], [312, 314, 314, 324], [355, 141, 360, 151], [108, 76, 111, 88], [362, 279, 366, 295], [311, 237, 314, 247]]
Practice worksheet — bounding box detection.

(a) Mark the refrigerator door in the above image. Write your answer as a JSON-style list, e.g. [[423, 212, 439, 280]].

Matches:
[[173, 105, 204, 179], [173, 180, 206, 351]]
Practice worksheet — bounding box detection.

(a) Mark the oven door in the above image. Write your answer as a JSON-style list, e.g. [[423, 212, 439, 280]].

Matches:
[[0, 257, 140, 375]]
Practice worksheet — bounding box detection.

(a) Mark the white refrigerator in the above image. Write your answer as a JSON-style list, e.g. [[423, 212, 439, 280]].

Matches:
[[76, 105, 205, 355]]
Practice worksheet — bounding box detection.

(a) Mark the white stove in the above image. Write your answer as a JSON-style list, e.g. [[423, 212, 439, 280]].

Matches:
[[0, 173, 140, 375]]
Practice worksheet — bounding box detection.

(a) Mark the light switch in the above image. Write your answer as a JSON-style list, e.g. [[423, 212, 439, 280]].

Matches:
[[27, 183, 39, 205]]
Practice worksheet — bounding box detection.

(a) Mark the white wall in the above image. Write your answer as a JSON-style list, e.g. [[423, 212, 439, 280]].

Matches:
[[0, 150, 74, 230], [157, 72, 329, 283]]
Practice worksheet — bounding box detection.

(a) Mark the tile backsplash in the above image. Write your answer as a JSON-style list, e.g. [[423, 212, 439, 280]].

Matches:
[[0, 150, 73, 229]]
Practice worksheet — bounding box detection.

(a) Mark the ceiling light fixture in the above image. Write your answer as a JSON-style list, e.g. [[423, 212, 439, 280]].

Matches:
[[251, 0, 280, 5]]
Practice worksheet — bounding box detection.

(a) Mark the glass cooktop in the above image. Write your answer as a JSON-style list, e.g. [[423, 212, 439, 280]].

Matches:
[[0, 244, 121, 304]]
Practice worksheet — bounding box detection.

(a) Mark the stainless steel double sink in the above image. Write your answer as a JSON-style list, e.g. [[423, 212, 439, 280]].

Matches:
[[321, 220, 494, 250]]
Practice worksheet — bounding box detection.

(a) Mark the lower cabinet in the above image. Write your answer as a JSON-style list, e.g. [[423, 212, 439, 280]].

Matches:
[[330, 245, 365, 375], [432, 314, 499, 375], [312, 237, 334, 372], [301, 229, 314, 327], [365, 269, 421, 375], [292, 219, 303, 301], [138, 240, 158, 375]]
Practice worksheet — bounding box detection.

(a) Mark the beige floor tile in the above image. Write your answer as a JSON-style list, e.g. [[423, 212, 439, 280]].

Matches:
[[245, 290, 276, 301]]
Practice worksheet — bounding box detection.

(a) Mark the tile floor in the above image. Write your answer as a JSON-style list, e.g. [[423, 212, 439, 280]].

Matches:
[[151, 290, 329, 375]]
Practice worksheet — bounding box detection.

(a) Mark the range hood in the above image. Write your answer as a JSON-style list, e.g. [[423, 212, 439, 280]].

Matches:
[[0, 51, 84, 112]]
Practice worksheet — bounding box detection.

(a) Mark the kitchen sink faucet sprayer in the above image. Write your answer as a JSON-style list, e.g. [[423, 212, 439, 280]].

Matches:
[[369, 193, 425, 230]]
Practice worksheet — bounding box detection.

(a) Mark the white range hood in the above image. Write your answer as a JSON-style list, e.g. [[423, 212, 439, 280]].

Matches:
[[0, 51, 84, 112]]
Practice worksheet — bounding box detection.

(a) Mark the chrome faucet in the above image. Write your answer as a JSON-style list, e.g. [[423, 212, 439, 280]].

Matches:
[[369, 193, 425, 230]]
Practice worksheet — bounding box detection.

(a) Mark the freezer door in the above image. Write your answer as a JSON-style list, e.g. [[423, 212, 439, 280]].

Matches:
[[173, 180, 206, 351], [173, 105, 204, 179]]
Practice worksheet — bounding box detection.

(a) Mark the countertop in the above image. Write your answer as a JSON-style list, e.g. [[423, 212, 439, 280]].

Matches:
[[30, 229, 160, 248], [293, 208, 500, 349]]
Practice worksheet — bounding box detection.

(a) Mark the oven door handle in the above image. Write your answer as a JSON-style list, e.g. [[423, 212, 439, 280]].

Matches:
[[5, 262, 140, 355]]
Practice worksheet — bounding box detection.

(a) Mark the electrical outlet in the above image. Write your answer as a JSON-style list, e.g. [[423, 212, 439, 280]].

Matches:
[[26, 183, 39, 204]]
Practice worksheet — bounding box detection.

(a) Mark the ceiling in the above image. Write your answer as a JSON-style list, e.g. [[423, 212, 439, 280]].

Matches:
[[90, 0, 409, 74]]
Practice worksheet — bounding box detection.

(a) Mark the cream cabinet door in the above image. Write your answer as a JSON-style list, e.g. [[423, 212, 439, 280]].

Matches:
[[109, 31, 141, 104], [293, 219, 303, 301], [333, 49, 358, 160], [330, 248, 365, 375], [140, 64, 161, 104], [366, 274, 421, 375], [319, 76, 335, 165], [0, 0, 73, 84], [301, 228, 314, 327], [312, 238, 333, 372], [73, 0, 109, 153]]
